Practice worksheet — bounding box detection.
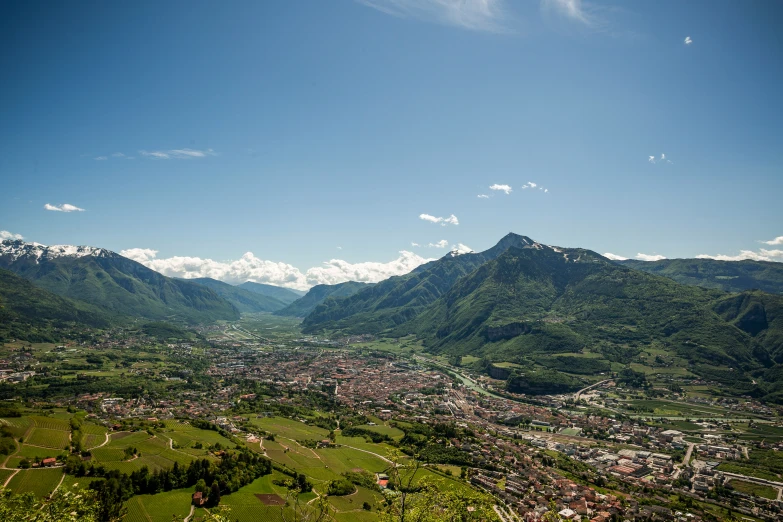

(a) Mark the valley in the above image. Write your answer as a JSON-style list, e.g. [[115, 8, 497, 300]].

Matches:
[[1, 234, 783, 521]]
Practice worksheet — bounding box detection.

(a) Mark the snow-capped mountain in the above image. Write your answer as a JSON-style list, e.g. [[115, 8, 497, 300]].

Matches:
[[0, 239, 239, 323], [0, 239, 112, 263]]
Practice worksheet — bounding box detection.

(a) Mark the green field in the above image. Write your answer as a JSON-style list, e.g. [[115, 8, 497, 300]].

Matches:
[[252, 416, 330, 441], [6, 468, 63, 498], [125, 488, 195, 522], [27, 427, 70, 449], [729, 479, 778, 500], [357, 424, 404, 439]]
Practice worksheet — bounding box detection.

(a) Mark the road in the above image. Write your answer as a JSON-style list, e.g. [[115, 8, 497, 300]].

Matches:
[[574, 379, 612, 402], [682, 442, 695, 466]]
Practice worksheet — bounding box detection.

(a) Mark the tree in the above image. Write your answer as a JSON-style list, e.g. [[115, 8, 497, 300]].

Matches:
[[207, 481, 221, 507], [90, 477, 128, 522]]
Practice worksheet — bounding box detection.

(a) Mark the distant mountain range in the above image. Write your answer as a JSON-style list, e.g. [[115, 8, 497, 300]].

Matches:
[[617, 258, 783, 294], [185, 278, 292, 313], [237, 281, 304, 302], [275, 281, 372, 317]]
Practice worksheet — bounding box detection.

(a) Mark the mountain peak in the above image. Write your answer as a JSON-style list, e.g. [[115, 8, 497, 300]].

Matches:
[[0, 239, 113, 263]]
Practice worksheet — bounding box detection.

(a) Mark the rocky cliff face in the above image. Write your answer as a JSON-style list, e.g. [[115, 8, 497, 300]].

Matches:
[[485, 322, 532, 342]]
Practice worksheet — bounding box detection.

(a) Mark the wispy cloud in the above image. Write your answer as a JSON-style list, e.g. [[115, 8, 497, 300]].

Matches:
[[602, 252, 627, 261], [94, 156, 107, 161], [521, 181, 549, 192], [411, 242, 421, 247], [419, 213, 459, 226], [477, 194, 489, 199], [44, 203, 85, 212], [356, 0, 511, 33], [684, 36, 692, 45], [139, 148, 216, 160], [648, 153, 672, 165], [489, 184, 512, 195], [428, 239, 449, 248], [762, 236, 783, 246], [0, 230, 24, 240], [111, 152, 134, 159], [121, 247, 434, 291], [541, 0, 599, 26], [635, 253, 666, 262]]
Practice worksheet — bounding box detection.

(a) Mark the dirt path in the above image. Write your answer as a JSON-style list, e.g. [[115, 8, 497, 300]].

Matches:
[[339, 444, 394, 465], [2, 469, 19, 487], [183, 504, 195, 522], [51, 472, 66, 495], [91, 431, 111, 449]]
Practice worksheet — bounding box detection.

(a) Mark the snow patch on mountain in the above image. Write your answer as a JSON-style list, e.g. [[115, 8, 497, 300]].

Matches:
[[0, 240, 111, 263]]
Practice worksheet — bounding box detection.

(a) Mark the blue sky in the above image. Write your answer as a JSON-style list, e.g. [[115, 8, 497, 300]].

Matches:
[[1, 1, 782, 289]]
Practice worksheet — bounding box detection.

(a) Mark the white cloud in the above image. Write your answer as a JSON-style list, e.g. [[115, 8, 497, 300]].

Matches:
[[635, 253, 666, 262], [762, 236, 783, 246], [452, 243, 474, 254], [94, 156, 107, 161], [541, 0, 598, 26], [139, 148, 216, 160], [419, 213, 459, 226], [428, 239, 449, 248], [648, 156, 656, 163], [411, 242, 421, 247], [44, 203, 85, 212], [337, 246, 342, 250], [489, 184, 512, 195], [477, 194, 489, 199], [356, 0, 511, 33], [697, 249, 783, 262], [684, 36, 692, 45], [521, 181, 548, 192], [602, 252, 627, 261], [0, 230, 24, 240], [120, 248, 434, 291]]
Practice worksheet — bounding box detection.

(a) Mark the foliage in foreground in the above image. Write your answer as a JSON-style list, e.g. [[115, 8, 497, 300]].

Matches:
[[0, 487, 103, 522]]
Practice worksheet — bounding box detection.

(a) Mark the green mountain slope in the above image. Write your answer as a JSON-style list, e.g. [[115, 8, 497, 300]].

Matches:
[[0, 241, 238, 324], [395, 245, 783, 396], [302, 233, 539, 334], [0, 268, 110, 341], [237, 282, 302, 304], [275, 281, 371, 317], [619, 258, 783, 294], [188, 277, 288, 312]]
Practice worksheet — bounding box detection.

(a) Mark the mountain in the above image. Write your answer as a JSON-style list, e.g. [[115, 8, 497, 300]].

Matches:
[[398, 245, 783, 396], [303, 234, 783, 399], [238, 282, 302, 304], [0, 240, 239, 324], [618, 258, 783, 294], [0, 268, 110, 341], [302, 233, 540, 334], [275, 281, 372, 317], [187, 277, 289, 313]]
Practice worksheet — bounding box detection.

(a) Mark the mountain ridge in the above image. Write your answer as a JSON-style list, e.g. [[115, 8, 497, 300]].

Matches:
[[0, 239, 239, 324]]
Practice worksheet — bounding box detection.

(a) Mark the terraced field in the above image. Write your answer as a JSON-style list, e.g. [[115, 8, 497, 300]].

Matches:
[[27, 427, 70, 449], [81, 421, 109, 449], [6, 468, 63, 497]]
